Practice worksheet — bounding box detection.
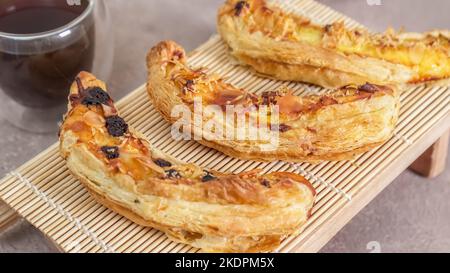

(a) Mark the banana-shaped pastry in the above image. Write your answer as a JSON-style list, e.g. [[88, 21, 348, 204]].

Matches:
[[59, 71, 315, 253], [218, 0, 450, 88], [147, 41, 399, 163]]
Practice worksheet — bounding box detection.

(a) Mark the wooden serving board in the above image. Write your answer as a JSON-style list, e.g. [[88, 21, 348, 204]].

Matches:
[[0, 0, 449, 253]]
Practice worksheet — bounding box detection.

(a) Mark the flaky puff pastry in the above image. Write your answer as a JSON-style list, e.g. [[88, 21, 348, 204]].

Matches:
[[59, 72, 315, 253], [147, 41, 400, 163], [218, 0, 450, 88]]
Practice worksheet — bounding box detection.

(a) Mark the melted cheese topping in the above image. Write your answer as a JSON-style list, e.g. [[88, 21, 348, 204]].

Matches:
[[168, 60, 393, 123]]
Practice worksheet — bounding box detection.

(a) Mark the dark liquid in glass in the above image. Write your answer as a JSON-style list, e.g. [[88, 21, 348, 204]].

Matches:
[[0, 0, 94, 108]]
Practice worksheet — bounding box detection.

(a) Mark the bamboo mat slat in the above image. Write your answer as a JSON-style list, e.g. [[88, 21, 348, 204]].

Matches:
[[0, 201, 19, 232], [0, 0, 449, 253]]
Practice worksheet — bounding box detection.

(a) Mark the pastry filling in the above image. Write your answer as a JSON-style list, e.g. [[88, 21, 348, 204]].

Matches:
[[201, 171, 216, 182], [101, 146, 120, 159], [82, 87, 111, 106], [234, 1, 249, 16], [105, 116, 129, 137], [165, 169, 182, 179], [154, 158, 173, 168]]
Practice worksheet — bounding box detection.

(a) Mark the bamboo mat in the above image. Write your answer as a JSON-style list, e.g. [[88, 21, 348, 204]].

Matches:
[[0, 0, 449, 253], [0, 201, 18, 232]]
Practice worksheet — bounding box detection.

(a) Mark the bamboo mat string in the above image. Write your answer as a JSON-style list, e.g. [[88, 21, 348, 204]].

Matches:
[[289, 163, 352, 201], [6, 171, 116, 253], [392, 133, 413, 145]]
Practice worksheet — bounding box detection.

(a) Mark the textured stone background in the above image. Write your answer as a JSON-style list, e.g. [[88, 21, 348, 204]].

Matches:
[[0, 0, 449, 253]]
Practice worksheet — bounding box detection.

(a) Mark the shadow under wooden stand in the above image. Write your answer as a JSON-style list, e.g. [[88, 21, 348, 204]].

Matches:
[[410, 130, 449, 178]]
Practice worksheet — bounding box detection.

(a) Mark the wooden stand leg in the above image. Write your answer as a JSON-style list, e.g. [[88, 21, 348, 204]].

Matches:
[[0, 201, 19, 233], [410, 130, 449, 178]]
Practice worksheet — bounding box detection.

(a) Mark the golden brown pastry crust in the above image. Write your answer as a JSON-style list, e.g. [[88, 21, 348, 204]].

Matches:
[[217, 0, 450, 88], [146, 41, 400, 163], [59, 71, 316, 253]]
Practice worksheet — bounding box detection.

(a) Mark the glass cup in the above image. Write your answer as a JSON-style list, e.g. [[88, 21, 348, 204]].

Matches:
[[0, 0, 113, 133]]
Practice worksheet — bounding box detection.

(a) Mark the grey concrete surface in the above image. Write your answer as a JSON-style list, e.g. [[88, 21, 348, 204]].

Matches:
[[0, 0, 449, 253]]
